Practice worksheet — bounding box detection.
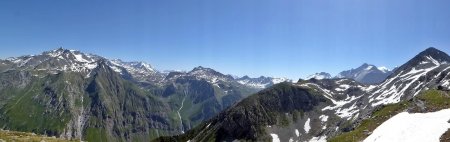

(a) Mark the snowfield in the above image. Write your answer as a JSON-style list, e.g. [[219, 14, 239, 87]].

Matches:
[[364, 109, 450, 142]]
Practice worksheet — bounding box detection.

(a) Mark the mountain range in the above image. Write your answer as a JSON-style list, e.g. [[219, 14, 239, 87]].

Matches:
[[1, 47, 449, 142], [0, 48, 290, 141], [156, 47, 450, 142]]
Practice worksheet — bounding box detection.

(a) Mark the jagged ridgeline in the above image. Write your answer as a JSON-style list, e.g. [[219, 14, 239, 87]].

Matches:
[[0, 48, 290, 141]]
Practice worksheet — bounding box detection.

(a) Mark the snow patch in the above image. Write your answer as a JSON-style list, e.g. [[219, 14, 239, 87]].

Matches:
[[364, 109, 450, 142], [426, 56, 441, 66], [365, 65, 374, 71], [309, 136, 327, 142], [319, 115, 328, 122], [270, 133, 280, 142], [237, 80, 269, 88], [370, 64, 439, 106], [377, 66, 390, 73], [304, 118, 311, 133], [73, 53, 90, 63], [335, 84, 350, 92], [272, 77, 290, 84], [306, 72, 331, 80]]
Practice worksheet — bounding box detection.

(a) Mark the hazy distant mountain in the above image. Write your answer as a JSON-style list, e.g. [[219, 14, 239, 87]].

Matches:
[[335, 63, 393, 84], [305, 72, 332, 80], [235, 75, 292, 89]]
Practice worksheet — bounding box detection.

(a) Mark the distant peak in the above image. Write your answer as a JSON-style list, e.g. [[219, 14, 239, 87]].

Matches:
[[377, 66, 389, 71], [52, 47, 71, 52], [192, 66, 210, 71], [306, 72, 331, 80], [360, 63, 375, 68], [240, 75, 250, 79], [354, 63, 376, 71], [46, 47, 80, 55]]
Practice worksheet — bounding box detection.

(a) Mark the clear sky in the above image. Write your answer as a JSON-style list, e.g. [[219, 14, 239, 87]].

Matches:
[[1, 0, 450, 80]]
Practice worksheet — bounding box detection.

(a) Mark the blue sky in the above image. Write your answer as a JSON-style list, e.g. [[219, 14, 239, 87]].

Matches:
[[1, 0, 450, 79]]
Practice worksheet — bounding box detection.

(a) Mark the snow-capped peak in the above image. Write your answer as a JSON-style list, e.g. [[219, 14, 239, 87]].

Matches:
[[184, 66, 235, 84], [335, 63, 393, 84], [377, 66, 390, 73], [46, 48, 65, 57], [109, 59, 157, 77], [306, 72, 332, 80], [3, 48, 163, 81], [236, 76, 292, 89], [137, 62, 154, 72]]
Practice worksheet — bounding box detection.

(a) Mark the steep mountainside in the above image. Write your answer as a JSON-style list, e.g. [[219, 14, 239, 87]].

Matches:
[[0, 60, 177, 141], [368, 47, 450, 106], [335, 63, 393, 84], [156, 47, 450, 142]]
